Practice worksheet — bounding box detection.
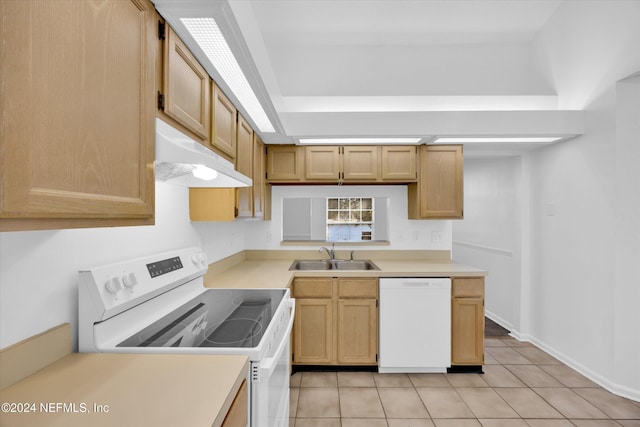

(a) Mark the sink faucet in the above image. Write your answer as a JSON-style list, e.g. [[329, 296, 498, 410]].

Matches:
[[319, 243, 335, 260]]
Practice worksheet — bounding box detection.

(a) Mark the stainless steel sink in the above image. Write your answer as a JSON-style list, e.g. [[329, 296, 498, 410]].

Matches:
[[289, 259, 379, 271], [289, 260, 333, 270], [332, 260, 379, 270]]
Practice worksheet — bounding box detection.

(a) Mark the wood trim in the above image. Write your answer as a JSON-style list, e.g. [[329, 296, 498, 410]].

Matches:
[[0, 324, 71, 390], [221, 380, 247, 427], [337, 278, 378, 298], [452, 277, 484, 297], [293, 277, 333, 298]]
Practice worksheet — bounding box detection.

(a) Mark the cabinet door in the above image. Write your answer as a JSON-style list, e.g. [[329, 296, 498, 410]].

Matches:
[[252, 135, 266, 219], [235, 114, 253, 218], [212, 84, 237, 159], [0, 0, 156, 231], [221, 380, 247, 427], [419, 145, 464, 218], [266, 146, 303, 181], [162, 26, 210, 139], [451, 297, 484, 365], [342, 146, 379, 181], [337, 299, 377, 364], [293, 299, 334, 364], [381, 146, 417, 181], [305, 146, 340, 181]]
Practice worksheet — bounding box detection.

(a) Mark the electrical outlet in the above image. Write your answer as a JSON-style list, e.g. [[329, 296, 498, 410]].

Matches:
[[431, 231, 442, 243], [413, 231, 420, 241], [266, 231, 273, 242]]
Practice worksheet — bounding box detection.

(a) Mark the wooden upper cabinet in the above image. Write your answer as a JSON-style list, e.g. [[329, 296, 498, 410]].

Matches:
[[212, 84, 237, 160], [342, 147, 379, 181], [0, 0, 156, 231], [381, 146, 417, 181], [162, 25, 210, 139], [252, 135, 267, 219], [266, 145, 417, 184], [408, 145, 464, 219], [305, 146, 341, 181], [235, 114, 253, 218], [266, 146, 303, 181]]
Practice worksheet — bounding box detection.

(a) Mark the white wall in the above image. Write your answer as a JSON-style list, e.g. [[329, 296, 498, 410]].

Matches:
[[454, 0, 640, 400], [0, 182, 246, 349], [528, 0, 640, 400], [453, 157, 522, 332], [243, 185, 452, 252]]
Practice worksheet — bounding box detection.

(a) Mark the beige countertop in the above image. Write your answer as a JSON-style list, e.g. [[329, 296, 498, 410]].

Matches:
[[203, 250, 487, 289], [0, 353, 248, 427]]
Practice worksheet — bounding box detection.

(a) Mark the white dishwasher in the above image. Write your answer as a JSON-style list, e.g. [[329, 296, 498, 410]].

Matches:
[[379, 278, 451, 373]]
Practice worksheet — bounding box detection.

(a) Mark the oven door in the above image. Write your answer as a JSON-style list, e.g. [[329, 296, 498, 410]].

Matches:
[[251, 299, 294, 427]]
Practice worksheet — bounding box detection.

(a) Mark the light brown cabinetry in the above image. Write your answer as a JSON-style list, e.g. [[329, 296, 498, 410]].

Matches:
[[342, 146, 380, 181], [292, 277, 378, 366], [266, 146, 304, 181], [161, 25, 210, 140], [381, 146, 417, 180], [221, 380, 248, 427], [235, 114, 254, 218], [0, 0, 156, 231], [451, 277, 485, 366], [252, 135, 270, 219], [305, 146, 341, 181], [212, 84, 238, 160], [408, 145, 464, 219], [266, 145, 417, 184]]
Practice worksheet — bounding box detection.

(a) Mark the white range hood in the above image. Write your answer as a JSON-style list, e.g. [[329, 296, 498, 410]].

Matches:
[[155, 118, 252, 188]]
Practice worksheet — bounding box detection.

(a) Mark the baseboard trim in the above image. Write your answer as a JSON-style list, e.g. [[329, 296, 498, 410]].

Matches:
[[485, 310, 514, 333], [506, 330, 639, 403]]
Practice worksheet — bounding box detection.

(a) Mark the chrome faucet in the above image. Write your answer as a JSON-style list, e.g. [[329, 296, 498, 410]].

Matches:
[[319, 243, 336, 260]]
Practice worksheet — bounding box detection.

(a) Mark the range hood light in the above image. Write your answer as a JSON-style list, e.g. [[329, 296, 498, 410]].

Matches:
[[192, 165, 218, 181], [155, 119, 251, 188]]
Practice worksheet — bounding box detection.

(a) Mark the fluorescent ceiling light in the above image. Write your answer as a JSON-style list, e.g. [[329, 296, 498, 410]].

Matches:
[[299, 138, 422, 145], [433, 137, 563, 143], [181, 18, 275, 133]]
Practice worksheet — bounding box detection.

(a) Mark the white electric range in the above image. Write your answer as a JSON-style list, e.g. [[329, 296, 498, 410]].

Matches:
[[78, 246, 294, 427]]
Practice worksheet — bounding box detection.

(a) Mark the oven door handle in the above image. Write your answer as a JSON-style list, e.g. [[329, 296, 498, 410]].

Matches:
[[259, 299, 295, 376]]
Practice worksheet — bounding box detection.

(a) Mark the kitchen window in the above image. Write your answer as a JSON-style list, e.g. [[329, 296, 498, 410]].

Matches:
[[327, 197, 374, 241]]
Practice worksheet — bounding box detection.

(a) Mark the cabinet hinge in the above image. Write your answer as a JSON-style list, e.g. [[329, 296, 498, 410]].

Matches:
[[376, 354, 378, 362], [158, 21, 166, 41], [234, 207, 239, 217], [157, 91, 165, 110]]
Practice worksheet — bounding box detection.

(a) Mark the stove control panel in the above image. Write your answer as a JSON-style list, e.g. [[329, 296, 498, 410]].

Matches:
[[79, 246, 208, 321]]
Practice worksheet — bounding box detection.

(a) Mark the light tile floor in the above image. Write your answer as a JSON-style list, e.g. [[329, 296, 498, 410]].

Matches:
[[289, 337, 640, 426]]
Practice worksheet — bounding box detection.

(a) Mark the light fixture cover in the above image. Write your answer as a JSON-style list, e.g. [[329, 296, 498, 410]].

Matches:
[[433, 137, 563, 143], [181, 17, 275, 133], [299, 137, 422, 145]]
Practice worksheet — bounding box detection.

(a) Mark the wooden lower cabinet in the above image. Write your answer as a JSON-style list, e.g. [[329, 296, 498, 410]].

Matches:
[[451, 277, 485, 366], [337, 299, 377, 364], [292, 277, 378, 366], [221, 380, 247, 427], [293, 299, 334, 364]]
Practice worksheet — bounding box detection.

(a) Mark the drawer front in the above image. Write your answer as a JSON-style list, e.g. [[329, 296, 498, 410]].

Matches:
[[452, 277, 484, 298], [293, 278, 333, 298], [338, 278, 378, 298]]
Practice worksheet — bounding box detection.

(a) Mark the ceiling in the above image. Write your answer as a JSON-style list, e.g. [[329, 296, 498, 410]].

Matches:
[[153, 0, 582, 156]]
